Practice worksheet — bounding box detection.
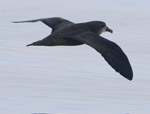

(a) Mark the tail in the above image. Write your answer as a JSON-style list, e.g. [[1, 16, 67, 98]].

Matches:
[[26, 40, 43, 47], [26, 43, 34, 47]]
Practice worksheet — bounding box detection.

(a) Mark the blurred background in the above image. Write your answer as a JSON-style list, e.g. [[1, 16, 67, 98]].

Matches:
[[0, 0, 150, 114]]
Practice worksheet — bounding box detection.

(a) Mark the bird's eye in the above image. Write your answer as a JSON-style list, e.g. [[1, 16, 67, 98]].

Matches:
[[100, 24, 105, 27], [99, 22, 106, 27]]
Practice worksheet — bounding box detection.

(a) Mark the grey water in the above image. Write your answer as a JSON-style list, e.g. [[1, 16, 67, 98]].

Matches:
[[0, 0, 150, 114]]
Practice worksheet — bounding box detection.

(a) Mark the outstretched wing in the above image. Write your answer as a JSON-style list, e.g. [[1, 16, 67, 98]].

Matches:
[[71, 32, 133, 80], [13, 17, 74, 33]]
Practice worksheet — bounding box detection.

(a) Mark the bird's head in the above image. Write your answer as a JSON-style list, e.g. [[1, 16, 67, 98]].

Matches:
[[88, 21, 113, 35]]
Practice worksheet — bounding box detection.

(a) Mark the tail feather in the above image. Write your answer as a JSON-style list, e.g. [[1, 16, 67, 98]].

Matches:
[[26, 43, 33, 47], [26, 40, 43, 47]]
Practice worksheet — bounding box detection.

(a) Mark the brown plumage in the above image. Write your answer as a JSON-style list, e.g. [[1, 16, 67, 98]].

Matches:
[[13, 17, 133, 80]]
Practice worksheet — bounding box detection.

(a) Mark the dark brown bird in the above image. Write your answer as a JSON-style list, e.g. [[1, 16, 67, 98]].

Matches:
[[13, 17, 133, 80]]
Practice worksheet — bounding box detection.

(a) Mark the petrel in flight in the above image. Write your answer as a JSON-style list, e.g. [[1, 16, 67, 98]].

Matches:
[[14, 17, 133, 80]]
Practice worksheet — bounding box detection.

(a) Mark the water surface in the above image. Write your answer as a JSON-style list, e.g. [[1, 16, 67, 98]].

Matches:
[[0, 0, 150, 114]]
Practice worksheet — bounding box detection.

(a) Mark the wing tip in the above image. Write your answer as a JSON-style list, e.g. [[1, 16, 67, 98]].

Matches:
[[127, 75, 133, 81], [12, 19, 40, 23], [12, 21, 27, 23], [12, 21, 21, 23], [122, 69, 133, 81]]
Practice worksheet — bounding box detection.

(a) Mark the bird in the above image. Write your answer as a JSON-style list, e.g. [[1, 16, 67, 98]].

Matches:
[[13, 17, 133, 80]]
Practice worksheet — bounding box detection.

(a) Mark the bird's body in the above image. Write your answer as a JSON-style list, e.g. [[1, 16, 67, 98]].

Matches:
[[36, 23, 87, 46], [14, 17, 133, 80]]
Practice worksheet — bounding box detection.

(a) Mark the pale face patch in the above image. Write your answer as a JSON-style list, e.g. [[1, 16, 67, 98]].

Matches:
[[101, 26, 107, 33], [99, 26, 107, 34]]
